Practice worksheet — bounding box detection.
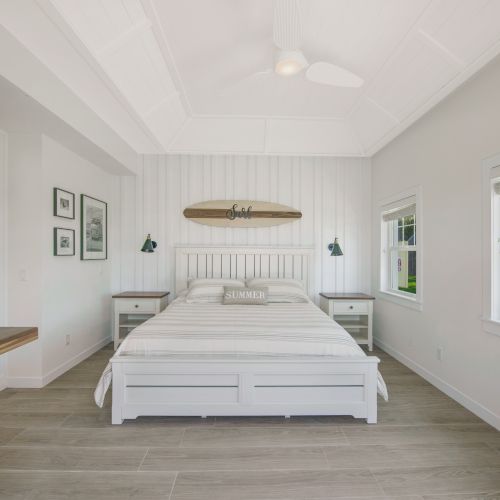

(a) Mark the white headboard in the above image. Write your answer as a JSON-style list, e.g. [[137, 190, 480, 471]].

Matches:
[[175, 246, 314, 298]]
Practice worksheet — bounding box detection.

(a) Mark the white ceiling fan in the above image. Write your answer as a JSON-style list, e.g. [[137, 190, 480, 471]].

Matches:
[[226, 0, 364, 91]]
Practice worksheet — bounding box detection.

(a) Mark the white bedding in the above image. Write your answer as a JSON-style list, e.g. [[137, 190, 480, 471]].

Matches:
[[95, 296, 388, 406]]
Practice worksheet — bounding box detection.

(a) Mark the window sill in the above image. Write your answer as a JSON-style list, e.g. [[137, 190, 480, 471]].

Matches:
[[378, 290, 423, 311], [481, 318, 500, 337]]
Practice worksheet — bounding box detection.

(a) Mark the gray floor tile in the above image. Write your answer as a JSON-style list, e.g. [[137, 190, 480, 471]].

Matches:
[[10, 427, 184, 447], [171, 469, 384, 499], [341, 423, 500, 446], [372, 465, 500, 496], [323, 442, 500, 469], [0, 471, 176, 500], [141, 445, 328, 471], [0, 446, 148, 471], [181, 425, 347, 447]]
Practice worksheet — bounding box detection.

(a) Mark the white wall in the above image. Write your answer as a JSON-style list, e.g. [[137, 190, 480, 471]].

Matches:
[[0, 129, 7, 389], [3, 133, 118, 387], [116, 155, 372, 299], [0, 129, 7, 325], [7, 134, 44, 383], [40, 136, 117, 381], [372, 56, 500, 429]]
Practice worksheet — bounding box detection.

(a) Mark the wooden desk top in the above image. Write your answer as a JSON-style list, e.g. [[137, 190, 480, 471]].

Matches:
[[0, 327, 38, 355], [112, 291, 170, 299], [319, 293, 375, 300]]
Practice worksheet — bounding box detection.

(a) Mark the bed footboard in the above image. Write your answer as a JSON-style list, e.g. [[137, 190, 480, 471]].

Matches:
[[111, 357, 380, 424]]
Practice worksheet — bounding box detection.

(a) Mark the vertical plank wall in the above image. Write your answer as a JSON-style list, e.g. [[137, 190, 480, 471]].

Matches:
[[116, 155, 371, 302]]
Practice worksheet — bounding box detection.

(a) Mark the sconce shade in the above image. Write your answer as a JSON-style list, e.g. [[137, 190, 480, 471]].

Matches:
[[141, 234, 157, 253], [328, 237, 343, 256]]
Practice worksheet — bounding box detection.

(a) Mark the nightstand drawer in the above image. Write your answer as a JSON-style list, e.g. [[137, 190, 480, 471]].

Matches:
[[115, 299, 156, 313], [333, 301, 368, 314]]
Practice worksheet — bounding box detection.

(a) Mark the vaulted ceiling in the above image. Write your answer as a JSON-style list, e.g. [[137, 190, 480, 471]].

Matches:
[[2, 0, 500, 158]]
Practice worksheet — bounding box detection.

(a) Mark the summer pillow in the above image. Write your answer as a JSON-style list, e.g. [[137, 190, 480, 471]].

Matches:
[[223, 287, 268, 305], [245, 278, 308, 303], [186, 280, 245, 304]]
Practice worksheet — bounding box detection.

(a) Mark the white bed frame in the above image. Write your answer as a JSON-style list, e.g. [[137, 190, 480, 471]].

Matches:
[[111, 246, 380, 424]]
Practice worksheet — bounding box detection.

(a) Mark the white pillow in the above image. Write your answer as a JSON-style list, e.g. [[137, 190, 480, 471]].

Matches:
[[188, 278, 245, 289], [246, 279, 308, 303], [246, 278, 305, 291], [186, 280, 245, 304]]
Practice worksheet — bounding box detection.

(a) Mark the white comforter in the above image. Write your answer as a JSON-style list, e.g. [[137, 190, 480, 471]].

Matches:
[[95, 297, 388, 406]]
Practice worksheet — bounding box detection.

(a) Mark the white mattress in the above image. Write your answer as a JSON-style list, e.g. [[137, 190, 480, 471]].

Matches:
[[95, 297, 388, 406]]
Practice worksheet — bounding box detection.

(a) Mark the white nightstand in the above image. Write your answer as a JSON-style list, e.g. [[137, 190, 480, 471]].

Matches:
[[112, 291, 169, 350], [319, 293, 375, 351]]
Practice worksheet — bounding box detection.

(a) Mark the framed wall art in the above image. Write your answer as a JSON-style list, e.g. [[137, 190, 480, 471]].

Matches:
[[53, 227, 75, 256], [80, 194, 107, 260], [53, 187, 75, 219]]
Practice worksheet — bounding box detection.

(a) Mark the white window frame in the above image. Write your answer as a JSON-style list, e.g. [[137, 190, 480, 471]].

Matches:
[[378, 186, 423, 311], [482, 153, 500, 337]]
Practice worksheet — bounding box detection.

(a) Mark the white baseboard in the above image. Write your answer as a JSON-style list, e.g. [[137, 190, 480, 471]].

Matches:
[[375, 338, 500, 431], [7, 336, 111, 388], [42, 336, 112, 386]]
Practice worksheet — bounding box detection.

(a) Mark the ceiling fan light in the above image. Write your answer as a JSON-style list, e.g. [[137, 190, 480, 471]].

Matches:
[[275, 50, 307, 76]]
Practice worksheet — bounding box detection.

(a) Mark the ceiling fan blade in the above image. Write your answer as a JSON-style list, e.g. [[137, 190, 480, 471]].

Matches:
[[273, 0, 302, 50], [305, 62, 364, 88]]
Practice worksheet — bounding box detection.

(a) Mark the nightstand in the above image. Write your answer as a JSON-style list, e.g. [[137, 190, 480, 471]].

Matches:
[[319, 293, 375, 351], [112, 291, 169, 350]]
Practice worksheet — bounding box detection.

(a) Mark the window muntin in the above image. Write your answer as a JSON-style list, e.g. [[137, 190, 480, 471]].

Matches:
[[380, 194, 420, 305], [387, 213, 417, 296], [491, 178, 500, 320]]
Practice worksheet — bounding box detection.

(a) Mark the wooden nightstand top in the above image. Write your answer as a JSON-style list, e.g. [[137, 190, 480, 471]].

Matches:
[[319, 293, 375, 300], [112, 291, 170, 299], [0, 327, 38, 355]]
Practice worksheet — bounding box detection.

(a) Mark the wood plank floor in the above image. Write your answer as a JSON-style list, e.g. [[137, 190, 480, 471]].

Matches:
[[0, 344, 499, 499]]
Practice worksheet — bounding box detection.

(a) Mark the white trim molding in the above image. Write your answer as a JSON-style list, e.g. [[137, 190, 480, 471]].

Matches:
[[481, 152, 500, 337], [377, 185, 423, 311]]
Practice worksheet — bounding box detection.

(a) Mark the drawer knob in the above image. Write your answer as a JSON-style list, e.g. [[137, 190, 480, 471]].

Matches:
[[349, 305, 354, 309], [134, 304, 139, 308]]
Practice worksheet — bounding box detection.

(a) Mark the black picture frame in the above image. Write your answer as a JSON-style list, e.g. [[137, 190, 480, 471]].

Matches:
[[53, 187, 75, 219], [53, 227, 75, 256], [80, 194, 107, 261]]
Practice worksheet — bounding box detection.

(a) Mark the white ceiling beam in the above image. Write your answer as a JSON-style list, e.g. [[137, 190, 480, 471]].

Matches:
[[418, 29, 466, 69], [95, 19, 152, 58], [140, 0, 193, 116], [37, 0, 166, 154], [142, 91, 181, 119]]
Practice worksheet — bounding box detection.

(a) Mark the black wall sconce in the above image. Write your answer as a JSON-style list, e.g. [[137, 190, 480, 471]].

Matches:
[[328, 237, 343, 256], [141, 234, 157, 253]]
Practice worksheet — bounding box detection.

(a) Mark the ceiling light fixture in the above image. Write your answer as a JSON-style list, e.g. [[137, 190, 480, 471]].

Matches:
[[275, 50, 308, 76]]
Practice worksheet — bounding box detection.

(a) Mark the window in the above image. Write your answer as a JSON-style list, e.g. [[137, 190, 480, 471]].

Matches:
[[379, 188, 422, 310], [482, 155, 500, 336], [491, 178, 500, 321]]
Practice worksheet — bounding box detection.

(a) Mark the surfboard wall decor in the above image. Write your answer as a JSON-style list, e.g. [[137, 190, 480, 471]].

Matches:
[[183, 200, 302, 228]]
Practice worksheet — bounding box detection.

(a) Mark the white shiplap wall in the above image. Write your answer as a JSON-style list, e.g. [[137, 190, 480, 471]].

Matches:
[[116, 155, 371, 301]]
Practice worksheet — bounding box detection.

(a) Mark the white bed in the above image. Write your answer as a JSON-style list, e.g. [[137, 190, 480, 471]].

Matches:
[[97, 247, 386, 424]]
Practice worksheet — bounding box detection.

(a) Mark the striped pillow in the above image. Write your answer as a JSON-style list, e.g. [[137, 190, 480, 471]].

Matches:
[[188, 278, 246, 289], [246, 279, 308, 303], [186, 280, 245, 304]]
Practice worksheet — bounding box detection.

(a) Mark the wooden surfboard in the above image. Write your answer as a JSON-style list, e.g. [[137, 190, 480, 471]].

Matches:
[[183, 200, 302, 228]]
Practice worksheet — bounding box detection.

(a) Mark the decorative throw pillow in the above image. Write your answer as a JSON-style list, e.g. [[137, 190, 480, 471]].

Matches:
[[245, 279, 308, 303], [223, 286, 268, 305], [188, 278, 245, 289]]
